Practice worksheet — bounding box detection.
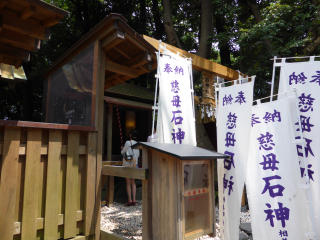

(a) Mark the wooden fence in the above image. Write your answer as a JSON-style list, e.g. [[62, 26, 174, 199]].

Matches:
[[0, 121, 99, 240]]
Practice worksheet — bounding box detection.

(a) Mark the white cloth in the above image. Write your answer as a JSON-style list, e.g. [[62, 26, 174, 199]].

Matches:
[[277, 59, 319, 237], [147, 133, 157, 143], [158, 55, 196, 146], [216, 80, 254, 240], [121, 140, 140, 164], [246, 98, 309, 240]]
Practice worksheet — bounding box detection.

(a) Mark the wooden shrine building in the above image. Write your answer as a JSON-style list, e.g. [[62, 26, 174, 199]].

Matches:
[[0, 10, 244, 240]]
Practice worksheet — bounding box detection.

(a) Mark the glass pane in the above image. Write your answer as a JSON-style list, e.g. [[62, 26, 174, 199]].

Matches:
[[183, 162, 211, 236], [44, 44, 95, 126]]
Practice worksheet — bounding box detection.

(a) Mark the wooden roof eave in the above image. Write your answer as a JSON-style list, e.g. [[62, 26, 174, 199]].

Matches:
[[42, 13, 158, 80]]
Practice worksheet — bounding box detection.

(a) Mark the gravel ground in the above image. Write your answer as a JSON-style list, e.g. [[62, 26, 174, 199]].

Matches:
[[101, 201, 251, 240]]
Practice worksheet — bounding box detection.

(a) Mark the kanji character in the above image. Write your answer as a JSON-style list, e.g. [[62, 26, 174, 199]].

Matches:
[[257, 132, 275, 150], [163, 63, 173, 73], [225, 132, 236, 147], [279, 230, 288, 237], [295, 115, 314, 132], [234, 91, 246, 105], [289, 72, 298, 85], [298, 93, 315, 112], [171, 110, 183, 125], [310, 70, 320, 85], [298, 72, 307, 84], [223, 174, 228, 194], [252, 114, 261, 127], [263, 110, 281, 123], [179, 66, 184, 75], [171, 128, 185, 144], [295, 136, 314, 157], [261, 175, 285, 198], [171, 80, 180, 93], [171, 95, 181, 107], [174, 66, 179, 74], [260, 153, 279, 171], [223, 94, 233, 106], [227, 112, 237, 129], [227, 176, 234, 195], [224, 151, 235, 170], [274, 202, 290, 228], [264, 203, 275, 227], [300, 162, 314, 181]]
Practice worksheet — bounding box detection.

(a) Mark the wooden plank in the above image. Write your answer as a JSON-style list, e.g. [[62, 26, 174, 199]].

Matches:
[[106, 103, 113, 161], [124, 51, 151, 68], [21, 128, 42, 240], [44, 130, 62, 240], [102, 161, 122, 165], [142, 147, 152, 240], [142, 35, 241, 80], [1, 12, 47, 39], [114, 46, 131, 59], [14, 210, 84, 235], [20, 5, 36, 20], [95, 40, 105, 239], [0, 127, 20, 240], [105, 60, 139, 78], [0, 0, 8, 11], [84, 132, 97, 235], [101, 30, 125, 51], [210, 160, 216, 237], [102, 165, 148, 180], [101, 229, 129, 240], [0, 43, 29, 62], [106, 176, 114, 207], [64, 130, 80, 239], [17, 144, 86, 155], [0, 28, 39, 52], [42, 15, 62, 27]]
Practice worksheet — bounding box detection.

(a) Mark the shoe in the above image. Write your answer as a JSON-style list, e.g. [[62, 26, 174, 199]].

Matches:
[[132, 201, 137, 206], [126, 200, 132, 206]]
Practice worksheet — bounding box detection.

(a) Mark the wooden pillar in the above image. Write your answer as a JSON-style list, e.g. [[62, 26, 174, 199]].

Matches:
[[93, 40, 105, 239], [107, 103, 113, 161]]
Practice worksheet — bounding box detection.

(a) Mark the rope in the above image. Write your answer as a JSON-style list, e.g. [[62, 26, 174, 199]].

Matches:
[[116, 107, 123, 146]]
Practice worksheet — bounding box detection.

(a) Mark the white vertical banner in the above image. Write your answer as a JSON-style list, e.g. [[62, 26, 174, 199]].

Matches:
[[158, 55, 196, 146], [277, 58, 319, 238], [216, 80, 254, 240], [246, 98, 309, 240]]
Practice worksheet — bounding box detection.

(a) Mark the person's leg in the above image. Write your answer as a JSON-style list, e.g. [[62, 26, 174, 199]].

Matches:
[[131, 178, 136, 204], [126, 178, 132, 205]]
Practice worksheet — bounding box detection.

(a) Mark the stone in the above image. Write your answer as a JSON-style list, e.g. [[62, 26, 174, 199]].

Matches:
[[240, 223, 252, 234]]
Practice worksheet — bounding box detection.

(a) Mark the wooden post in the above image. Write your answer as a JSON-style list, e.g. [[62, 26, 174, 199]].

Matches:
[[93, 40, 105, 239], [107, 102, 113, 161], [241, 187, 246, 207]]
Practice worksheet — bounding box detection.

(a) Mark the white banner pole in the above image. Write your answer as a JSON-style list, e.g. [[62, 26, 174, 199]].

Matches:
[[270, 56, 277, 102], [151, 40, 162, 136]]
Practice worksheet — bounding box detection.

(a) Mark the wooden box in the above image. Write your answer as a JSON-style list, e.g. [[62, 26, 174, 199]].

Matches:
[[133, 142, 228, 240]]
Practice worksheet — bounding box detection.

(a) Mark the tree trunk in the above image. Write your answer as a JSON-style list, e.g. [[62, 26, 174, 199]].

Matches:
[[162, 0, 182, 48], [215, 16, 231, 67], [246, 0, 276, 56], [152, 0, 165, 39], [303, 0, 320, 54]]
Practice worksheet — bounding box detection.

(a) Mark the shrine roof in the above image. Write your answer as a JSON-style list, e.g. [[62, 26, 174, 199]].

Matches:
[[132, 142, 229, 160]]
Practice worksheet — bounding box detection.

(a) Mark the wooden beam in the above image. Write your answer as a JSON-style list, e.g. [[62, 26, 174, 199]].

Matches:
[[105, 60, 139, 78], [0, 28, 40, 52], [0, 43, 30, 62], [143, 35, 240, 80], [101, 229, 129, 240], [15, 60, 22, 69], [20, 5, 36, 20], [102, 165, 148, 180], [125, 51, 152, 68], [1, 12, 47, 39], [0, 0, 8, 11], [102, 29, 125, 51], [42, 15, 62, 27], [114, 46, 131, 59]]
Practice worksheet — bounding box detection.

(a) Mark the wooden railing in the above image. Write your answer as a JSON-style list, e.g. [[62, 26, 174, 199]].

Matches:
[[0, 120, 99, 240]]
